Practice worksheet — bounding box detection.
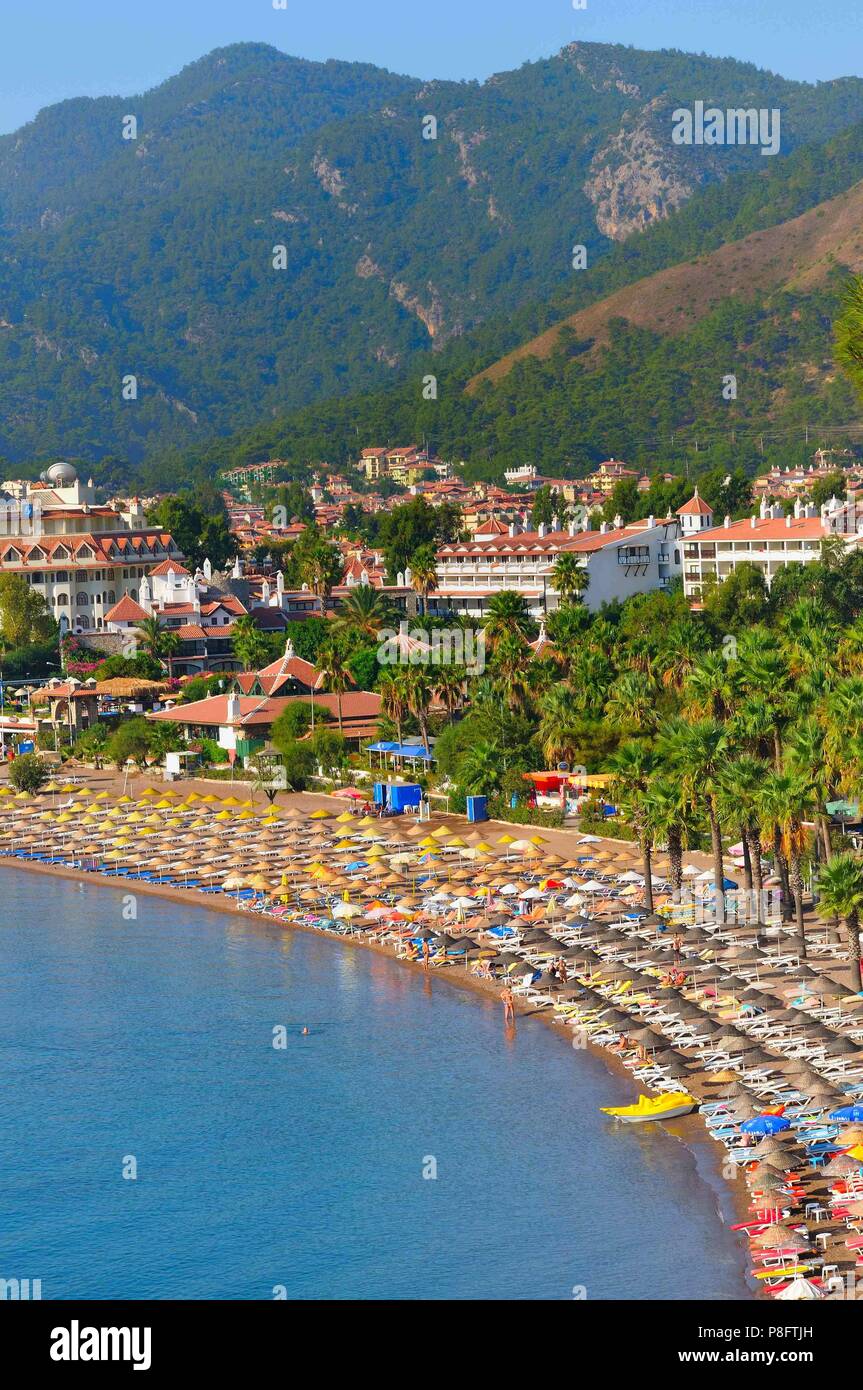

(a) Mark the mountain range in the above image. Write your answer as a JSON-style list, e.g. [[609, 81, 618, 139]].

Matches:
[[5, 40, 863, 474]]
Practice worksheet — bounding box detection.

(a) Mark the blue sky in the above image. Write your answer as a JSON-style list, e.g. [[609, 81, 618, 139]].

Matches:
[[1, 0, 862, 134]]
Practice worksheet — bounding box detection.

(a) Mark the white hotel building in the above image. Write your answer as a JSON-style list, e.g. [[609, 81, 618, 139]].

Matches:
[[431, 513, 682, 618], [0, 462, 184, 635], [678, 488, 860, 599]]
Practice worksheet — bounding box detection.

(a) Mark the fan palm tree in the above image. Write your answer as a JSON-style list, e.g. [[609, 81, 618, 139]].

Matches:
[[410, 544, 438, 617], [816, 852, 863, 991], [315, 642, 350, 735], [402, 666, 433, 750], [664, 718, 729, 921], [551, 552, 589, 604], [230, 614, 270, 673], [643, 776, 700, 896], [133, 615, 180, 678], [682, 652, 739, 722], [489, 629, 535, 713], [757, 770, 812, 955], [603, 668, 658, 734], [379, 669, 410, 745], [483, 590, 536, 647], [716, 754, 769, 902], [537, 685, 584, 766], [431, 664, 465, 718], [786, 716, 835, 864], [332, 585, 395, 640], [606, 741, 658, 912]]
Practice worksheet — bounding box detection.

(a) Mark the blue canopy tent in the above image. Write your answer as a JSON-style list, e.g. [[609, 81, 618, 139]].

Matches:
[[366, 741, 434, 772]]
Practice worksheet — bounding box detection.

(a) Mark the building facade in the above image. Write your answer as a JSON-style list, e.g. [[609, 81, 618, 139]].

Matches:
[[432, 515, 682, 618], [0, 463, 183, 636]]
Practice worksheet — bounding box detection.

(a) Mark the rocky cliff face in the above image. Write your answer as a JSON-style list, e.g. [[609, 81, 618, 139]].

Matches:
[[584, 100, 695, 240]]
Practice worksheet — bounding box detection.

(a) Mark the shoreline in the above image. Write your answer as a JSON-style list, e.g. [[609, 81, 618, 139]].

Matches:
[[1, 851, 757, 1298]]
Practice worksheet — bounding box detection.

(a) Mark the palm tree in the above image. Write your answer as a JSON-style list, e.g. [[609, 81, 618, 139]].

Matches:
[[431, 664, 465, 718], [665, 718, 729, 922], [483, 590, 536, 647], [786, 716, 835, 864], [489, 629, 535, 714], [301, 541, 339, 618], [816, 852, 863, 990], [332, 586, 395, 641], [133, 615, 179, 678], [231, 614, 270, 672], [603, 669, 658, 734], [551, 552, 589, 604], [538, 686, 584, 766], [716, 755, 769, 903], [402, 666, 433, 750], [379, 669, 410, 745], [735, 639, 791, 767], [410, 544, 438, 617], [316, 642, 350, 735], [757, 770, 811, 955], [643, 775, 699, 896], [606, 741, 658, 912], [682, 652, 738, 722], [458, 739, 504, 795]]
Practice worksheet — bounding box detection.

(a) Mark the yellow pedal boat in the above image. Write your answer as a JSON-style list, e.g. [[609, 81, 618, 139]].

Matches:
[[601, 1092, 696, 1123]]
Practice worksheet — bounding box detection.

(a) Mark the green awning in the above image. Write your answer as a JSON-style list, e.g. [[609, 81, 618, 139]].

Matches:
[[826, 799, 859, 816]]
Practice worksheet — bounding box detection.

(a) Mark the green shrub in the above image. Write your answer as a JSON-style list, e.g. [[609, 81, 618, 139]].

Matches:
[[9, 753, 50, 794]]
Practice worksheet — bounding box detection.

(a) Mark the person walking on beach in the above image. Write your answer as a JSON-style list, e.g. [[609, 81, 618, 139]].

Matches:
[[500, 985, 515, 1025], [422, 938, 431, 971]]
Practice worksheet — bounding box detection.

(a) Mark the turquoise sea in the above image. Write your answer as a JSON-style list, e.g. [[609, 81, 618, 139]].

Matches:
[[0, 867, 749, 1299]]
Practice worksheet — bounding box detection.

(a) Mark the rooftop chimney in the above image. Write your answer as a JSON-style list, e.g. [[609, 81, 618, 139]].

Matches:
[[750, 516, 756, 529], [723, 515, 731, 529]]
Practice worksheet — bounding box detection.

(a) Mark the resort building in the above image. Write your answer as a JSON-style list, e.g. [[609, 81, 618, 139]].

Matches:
[[104, 559, 248, 676], [431, 515, 682, 618], [147, 689, 382, 759], [679, 492, 863, 598], [0, 462, 184, 636]]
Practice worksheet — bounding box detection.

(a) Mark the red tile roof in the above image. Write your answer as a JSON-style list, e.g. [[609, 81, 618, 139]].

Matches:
[[695, 516, 828, 542], [149, 559, 191, 577], [677, 490, 714, 517], [104, 594, 149, 623]]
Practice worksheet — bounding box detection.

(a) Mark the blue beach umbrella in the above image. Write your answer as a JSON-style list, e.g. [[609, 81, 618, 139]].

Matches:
[[742, 1115, 792, 1136], [829, 1105, 863, 1122]]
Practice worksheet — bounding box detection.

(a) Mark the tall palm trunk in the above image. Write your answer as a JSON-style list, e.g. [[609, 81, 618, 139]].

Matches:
[[740, 827, 753, 893], [747, 824, 764, 921], [336, 693, 343, 736], [789, 851, 807, 958], [667, 824, 683, 894], [819, 814, 833, 864], [640, 832, 655, 913], [707, 796, 725, 925], [845, 910, 862, 991], [773, 829, 793, 920]]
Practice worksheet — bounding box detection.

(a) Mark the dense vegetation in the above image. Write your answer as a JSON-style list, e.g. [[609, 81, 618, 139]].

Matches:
[[5, 41, 863, 472]]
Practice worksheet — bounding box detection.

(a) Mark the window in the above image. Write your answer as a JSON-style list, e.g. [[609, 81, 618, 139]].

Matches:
[[56, 593, 69, 606], [76, 593, 89, 606]]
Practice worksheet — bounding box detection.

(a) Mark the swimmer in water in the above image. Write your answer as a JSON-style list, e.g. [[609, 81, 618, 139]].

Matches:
[[301, 1027, 309, 1036]]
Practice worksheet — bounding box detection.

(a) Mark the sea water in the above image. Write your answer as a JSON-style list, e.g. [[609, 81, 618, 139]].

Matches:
[[0, 868, 749, 1300]]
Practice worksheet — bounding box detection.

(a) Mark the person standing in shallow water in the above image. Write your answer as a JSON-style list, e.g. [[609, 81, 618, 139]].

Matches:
[[500, 986, 515, 1025], [422, 939, 431, 971]]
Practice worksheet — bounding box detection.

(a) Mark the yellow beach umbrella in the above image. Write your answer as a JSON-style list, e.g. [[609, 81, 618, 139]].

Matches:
[[310, 809, 330, 819], [497, 834, 515, 845]]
